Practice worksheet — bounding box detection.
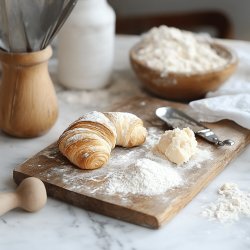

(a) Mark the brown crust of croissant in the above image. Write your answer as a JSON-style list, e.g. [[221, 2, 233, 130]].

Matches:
[[65, 112, 117, 149], [58, 128, 112, 170], [58, 111, 147, 170]]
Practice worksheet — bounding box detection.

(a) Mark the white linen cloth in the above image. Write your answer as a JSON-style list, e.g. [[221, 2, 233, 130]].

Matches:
[[189, 41, 250, 129]]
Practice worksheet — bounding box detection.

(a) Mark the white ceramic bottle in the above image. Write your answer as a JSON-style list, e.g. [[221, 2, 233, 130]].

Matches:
[[57, 0, 115, 89]]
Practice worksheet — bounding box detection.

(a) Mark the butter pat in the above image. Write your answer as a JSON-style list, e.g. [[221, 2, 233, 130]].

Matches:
[[157, 127, 197, 165]]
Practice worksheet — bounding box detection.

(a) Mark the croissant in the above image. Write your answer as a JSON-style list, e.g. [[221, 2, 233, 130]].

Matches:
[[58, 111, 147, 170]]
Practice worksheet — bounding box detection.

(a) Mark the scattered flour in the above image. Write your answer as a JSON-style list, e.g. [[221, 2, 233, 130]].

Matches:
[[202, 183, 250, 222], [41, 127, 212, 197], [135, 25, 228, 75], [61, 127, 211, 196], [57, 71, 144, 108]]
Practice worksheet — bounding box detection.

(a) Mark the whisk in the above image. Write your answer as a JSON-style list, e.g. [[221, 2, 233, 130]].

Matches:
[[0, 0, 78, 137], [0, 0, 78, 52]]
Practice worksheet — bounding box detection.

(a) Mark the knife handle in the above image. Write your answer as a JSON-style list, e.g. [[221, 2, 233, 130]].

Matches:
[[196, 129, 234, 146]]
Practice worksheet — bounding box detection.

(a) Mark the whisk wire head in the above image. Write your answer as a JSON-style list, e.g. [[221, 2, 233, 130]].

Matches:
[[0, 0, 78, 52]]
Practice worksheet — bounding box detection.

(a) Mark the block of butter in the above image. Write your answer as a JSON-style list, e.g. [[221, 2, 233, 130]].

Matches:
[[156, 127, 197, 165]]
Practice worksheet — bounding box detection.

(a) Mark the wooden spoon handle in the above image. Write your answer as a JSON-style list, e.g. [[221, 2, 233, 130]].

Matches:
[[0, 192, 19, 216]]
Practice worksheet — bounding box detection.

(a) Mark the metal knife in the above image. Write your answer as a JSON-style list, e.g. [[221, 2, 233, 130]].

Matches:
[[155, 107, 234, 146]]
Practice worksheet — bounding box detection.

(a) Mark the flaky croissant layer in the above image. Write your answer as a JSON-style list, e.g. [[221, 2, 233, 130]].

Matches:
[[58, 111, 147, 170]]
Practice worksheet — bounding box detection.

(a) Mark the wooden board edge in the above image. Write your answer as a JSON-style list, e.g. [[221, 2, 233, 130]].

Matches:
[[13, 170, 161, 229], [156, 131, 250, 227], [12, 95, 250, 229], [12, 125, 250, 229]]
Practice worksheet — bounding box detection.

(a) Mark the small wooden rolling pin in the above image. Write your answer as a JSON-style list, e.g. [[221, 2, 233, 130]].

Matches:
[[0, 177, 47, 216]]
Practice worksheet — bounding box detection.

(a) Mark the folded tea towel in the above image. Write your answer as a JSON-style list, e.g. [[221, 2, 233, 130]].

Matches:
[[189, 41, 250, 130], [190, 94, 250, 129]]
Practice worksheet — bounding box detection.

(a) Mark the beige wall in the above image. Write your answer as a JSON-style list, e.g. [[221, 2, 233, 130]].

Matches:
[[109, 0, 250, 40]]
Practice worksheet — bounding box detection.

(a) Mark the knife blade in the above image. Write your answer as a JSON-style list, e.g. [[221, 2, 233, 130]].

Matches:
[[155, 107, 234, 146]]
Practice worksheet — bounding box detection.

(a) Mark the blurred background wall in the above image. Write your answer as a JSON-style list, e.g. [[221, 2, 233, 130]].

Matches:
[[109, 0, 250, 40]]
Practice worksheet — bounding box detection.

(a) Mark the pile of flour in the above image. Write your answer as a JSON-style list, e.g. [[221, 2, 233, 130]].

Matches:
[[106, 158, 183, 196], [135, 25, 228, 75], [202, 183, 250, 222], [103, 128, 185, 196]]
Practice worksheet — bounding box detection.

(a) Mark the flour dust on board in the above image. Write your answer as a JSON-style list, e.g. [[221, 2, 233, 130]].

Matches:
[[40, 127, 212, 197]]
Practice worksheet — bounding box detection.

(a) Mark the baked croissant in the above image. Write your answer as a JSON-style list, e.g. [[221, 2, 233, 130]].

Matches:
[[58, 111, 147, 170]]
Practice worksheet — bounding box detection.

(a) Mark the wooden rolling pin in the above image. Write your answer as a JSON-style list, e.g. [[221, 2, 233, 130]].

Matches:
[[0, 177, 47, 216]]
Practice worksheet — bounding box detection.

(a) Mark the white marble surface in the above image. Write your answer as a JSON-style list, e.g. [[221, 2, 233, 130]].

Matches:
[[0, 36, 250, 250]]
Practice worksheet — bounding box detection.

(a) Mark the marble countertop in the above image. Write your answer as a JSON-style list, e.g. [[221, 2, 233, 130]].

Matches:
[[0, 35, 249, 250]]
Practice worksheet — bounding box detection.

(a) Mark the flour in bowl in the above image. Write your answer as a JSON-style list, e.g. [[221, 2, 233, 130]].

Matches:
[[134, 25, 228, 75]]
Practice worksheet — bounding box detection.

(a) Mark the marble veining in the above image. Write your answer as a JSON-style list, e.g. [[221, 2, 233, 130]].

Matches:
[[0, 36, 249, 250]]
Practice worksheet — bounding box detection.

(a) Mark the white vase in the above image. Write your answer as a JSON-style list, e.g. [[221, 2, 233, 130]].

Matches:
[[57, 0, 115, 90]]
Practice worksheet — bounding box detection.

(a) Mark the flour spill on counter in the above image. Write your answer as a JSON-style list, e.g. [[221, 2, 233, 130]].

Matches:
[[202, 183, 250, 222], [57, 72, 143, 108]]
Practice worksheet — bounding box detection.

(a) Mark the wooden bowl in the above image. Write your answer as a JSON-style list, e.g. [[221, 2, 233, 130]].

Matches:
[[130, 42, 238, 101]]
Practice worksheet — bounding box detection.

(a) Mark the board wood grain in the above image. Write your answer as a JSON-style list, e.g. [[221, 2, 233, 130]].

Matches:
[[13, 96, 250, 229]]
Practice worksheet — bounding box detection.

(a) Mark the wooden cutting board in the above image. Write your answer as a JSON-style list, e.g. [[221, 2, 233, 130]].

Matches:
[[13, 96, 250, 229]]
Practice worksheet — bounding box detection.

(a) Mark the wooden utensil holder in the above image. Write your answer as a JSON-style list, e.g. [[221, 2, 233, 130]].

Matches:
[[0, 46, 58, 138]]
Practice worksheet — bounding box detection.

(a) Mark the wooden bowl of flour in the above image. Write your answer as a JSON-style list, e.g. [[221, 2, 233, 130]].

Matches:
[[130, 42, 238, 101]]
